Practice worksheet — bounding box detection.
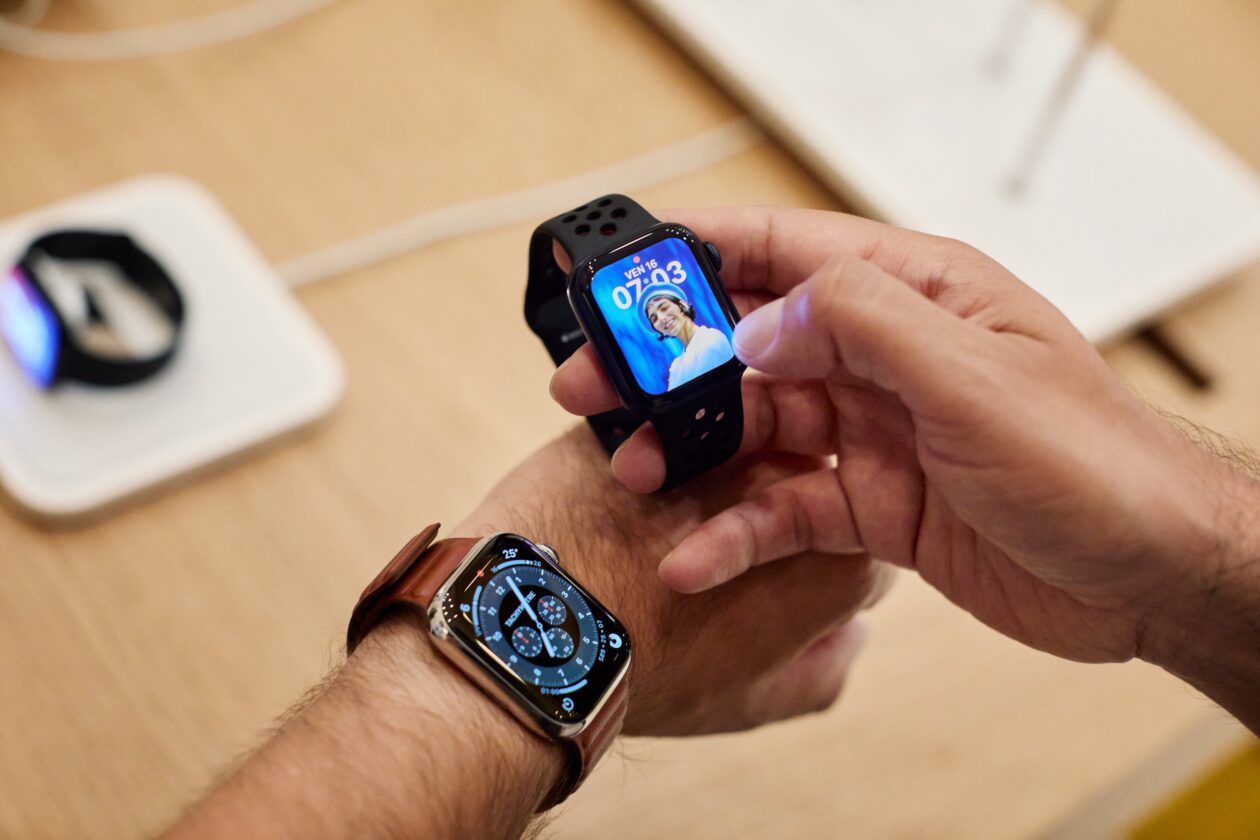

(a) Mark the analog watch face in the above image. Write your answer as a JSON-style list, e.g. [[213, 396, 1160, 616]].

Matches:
[[438, 534, 631, 724]]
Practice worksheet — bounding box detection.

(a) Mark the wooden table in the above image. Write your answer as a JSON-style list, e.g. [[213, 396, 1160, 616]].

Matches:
[[1, 2, 1257, 837]]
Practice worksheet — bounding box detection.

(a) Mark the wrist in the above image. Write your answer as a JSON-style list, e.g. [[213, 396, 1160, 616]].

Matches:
[[339, 617, 567, 832], [1138, 465, 1260, 733], [167, 616, 567, 840]]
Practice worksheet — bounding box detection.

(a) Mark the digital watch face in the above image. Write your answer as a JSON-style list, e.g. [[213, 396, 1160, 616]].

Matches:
[[437, 534, 631, 728], [0, 267, 60, 387], [588, 232, 737, 396]]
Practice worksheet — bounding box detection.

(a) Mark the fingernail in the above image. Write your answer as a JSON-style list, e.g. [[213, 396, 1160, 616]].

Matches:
[[824, 619, 869, 667], [733, 298, 784, 362], [845, 618, 870, 650]]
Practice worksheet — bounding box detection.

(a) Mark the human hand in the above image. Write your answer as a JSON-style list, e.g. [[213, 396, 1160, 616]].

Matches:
[[551, 206, 1260, 672], [452, 424, 889, 736]]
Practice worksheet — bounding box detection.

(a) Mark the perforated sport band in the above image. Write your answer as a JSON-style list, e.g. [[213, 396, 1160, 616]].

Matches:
[[525, 195, 656, 454], [652, 379, 744, 491]]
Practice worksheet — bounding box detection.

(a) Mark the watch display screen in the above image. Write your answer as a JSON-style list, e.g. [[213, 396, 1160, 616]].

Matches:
[[0, 267, 61, 387], [438, 535, 631, 725], [589, 235, 736, 396]]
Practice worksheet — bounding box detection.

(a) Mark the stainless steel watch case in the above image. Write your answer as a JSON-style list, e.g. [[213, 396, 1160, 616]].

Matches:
[[426, 533, 632, 741]]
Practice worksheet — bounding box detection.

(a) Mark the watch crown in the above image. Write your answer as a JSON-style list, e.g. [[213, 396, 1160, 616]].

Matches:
[[703, 241, 722, 272], [538, 543, 560, 564]]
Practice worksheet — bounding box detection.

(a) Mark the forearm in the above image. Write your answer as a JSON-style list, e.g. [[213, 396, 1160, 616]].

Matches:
[[1141, 467, 1260, 734], [164, 619, 565, 840]]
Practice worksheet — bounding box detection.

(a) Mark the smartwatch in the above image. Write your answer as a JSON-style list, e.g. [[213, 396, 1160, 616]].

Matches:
[[525, 194, 745, 491], [347, 525, 632, 808], [0, 230, 185, 389]]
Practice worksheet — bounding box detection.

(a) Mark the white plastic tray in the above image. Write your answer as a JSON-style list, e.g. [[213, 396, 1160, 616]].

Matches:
[[0, 176, 344, 519]]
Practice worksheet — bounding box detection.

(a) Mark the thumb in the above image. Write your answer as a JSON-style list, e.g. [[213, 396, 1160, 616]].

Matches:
[[732, 254, 975, 402]]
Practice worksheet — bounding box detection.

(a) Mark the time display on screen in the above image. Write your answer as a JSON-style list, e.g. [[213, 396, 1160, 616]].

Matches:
[[439, 535, 630, 723], [604, 255, 689, 310]]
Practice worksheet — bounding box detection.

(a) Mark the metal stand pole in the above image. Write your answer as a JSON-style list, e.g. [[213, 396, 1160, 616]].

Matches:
[[1004, 0, 1122, 196]]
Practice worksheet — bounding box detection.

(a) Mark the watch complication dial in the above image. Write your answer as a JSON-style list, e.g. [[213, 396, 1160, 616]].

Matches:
[[537, 594, 567, 626], [544, 627, 575, 659], [476, 564, 600, 689], [511, 625, 543, 658]]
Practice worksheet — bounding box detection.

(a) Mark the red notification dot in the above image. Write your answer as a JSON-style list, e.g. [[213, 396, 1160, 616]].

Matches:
[[633, 256, 641, 263]]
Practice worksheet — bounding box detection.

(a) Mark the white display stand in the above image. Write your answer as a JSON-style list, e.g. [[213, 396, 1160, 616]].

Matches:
[[0, 176, 344, 519], [637, 0, 1260, 342]]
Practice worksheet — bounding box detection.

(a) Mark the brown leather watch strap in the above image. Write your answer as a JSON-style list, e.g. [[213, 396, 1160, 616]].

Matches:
[[345, 525, 630, 809], [568, 671, 629, 790], [346, 524, 478, 654]]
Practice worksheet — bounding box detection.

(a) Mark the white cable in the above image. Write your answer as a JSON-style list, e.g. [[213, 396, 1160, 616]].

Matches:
[[0, 0, 332, 61], [278, 118, 764, 289]]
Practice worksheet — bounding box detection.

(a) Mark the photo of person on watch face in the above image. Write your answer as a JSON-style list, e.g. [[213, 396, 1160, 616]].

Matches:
[[642, 287, 734, 391]]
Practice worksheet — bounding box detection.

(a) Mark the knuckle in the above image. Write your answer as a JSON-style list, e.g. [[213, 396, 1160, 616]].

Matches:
[[722, 506, 761, 576], [802, 255, 867, 315], [814, 252, 869, 287], [925, 234, 983, 264], [787, 493, 815, 556]]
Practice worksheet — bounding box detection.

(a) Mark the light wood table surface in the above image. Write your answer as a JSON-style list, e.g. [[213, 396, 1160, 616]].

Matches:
[[1, 2, 1258, 837]]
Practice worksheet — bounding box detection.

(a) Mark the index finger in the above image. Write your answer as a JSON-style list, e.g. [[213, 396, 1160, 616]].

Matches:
[[657, 205, 960, 296]]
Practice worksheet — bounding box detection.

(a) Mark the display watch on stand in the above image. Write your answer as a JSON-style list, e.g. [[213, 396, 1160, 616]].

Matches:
[[347, 525, 632, 808], [0, 229, 185, 389], [525, 194, 745, 490]]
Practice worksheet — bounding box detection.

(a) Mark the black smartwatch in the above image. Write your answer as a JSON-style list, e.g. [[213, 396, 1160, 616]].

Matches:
[[526, 195, 744, 490], [1, 230, 185, 389]]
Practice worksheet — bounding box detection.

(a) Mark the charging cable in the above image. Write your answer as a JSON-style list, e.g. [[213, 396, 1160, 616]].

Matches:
[[0, 0, 332, 61], [278, 118, 763, 288]]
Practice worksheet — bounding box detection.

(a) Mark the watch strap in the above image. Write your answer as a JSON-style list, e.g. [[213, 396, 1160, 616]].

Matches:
[[653, 375, 745, 491], [570, 672, 629, 792], [346, 524, 479, 655], [18, 230, 185, 387], [525, 195, 657, 454]]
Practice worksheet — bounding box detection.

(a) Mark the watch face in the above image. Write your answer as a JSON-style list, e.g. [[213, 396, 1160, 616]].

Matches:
[[582, 228, 739, 397], [0, 267, 61, 388], [436, 534, 631, 729]]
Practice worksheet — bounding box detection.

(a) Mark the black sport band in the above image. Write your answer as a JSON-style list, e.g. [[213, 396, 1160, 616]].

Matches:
[[18, 230, 185, 387], [525, 196, 652, 454], [525, 195, 744, 490], [652, 375, 744, 492]]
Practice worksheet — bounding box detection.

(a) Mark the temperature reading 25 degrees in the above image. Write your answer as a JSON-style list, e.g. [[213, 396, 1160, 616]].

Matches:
[[610, 259, 687, 310]]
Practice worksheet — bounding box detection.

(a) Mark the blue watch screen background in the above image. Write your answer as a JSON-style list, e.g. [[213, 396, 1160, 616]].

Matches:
[[0, 268, 60, 388], [590, 237, 734, 396]]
